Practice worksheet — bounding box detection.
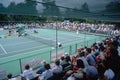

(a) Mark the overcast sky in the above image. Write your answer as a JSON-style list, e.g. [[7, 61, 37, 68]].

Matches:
[[0, 0, 119, 12]]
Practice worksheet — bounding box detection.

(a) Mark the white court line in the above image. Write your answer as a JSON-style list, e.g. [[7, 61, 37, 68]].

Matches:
[[0, 44, 7, 54], [4, 41, 35, 47], [8, 45, 47, 54]]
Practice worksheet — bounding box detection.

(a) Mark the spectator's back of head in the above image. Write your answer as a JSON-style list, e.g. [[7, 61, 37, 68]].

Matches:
[[41, 60, 46, 65], [44, 64, 51, 70], [55, 59, 60, 66], [60, 56, 65, 61], [77, 59, 84, 68], [79, 52, 85, 57], [25, 64, 30, 70], [86, 48, 91, 54], [7, 73, 12, 79]]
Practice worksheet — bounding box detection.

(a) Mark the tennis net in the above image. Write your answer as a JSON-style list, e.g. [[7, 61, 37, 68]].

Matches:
[[26, 34, 56, 47]]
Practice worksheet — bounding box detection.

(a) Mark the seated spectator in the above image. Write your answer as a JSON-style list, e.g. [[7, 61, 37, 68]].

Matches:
[[52, 59, 63, 74], [71, 56, 78, 71], [7, 73, 16, 80], [40, 64, 53, 80], [63, 70, 74, 80], [36, 60, 47, 74], [104, 68, 115, 80], [65, 53, 71, 63], [83, 66, 98, 80], [85, 48, 96, 66], [104, 47, 120, 80], [60, 56, 70, 69], [22, 64, 35, 80], [78, 52, 89, 68], [99, 46, 106, 61], [76, 59, 85, 69], [96, 59, 106, 80]]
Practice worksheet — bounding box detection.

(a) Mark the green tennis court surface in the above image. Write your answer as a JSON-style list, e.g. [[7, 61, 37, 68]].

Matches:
[[0, 29, 101, 57], [0, 29, 106, 78]]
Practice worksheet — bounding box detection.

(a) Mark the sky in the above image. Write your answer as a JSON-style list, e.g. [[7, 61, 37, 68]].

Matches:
[[0, 0, 119, 12]]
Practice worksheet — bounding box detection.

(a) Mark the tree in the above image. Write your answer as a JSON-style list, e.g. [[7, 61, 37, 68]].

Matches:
[[81, 2, 89, 12], [6, 0, 37, 15], [105, 1, 120, 13], [42, 0, 61, 17], [0, 3, 7, 13]]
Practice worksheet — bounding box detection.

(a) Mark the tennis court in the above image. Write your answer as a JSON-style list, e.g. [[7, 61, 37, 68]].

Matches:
[[0, 29, 99, 57], [0, 29, 106, 78]]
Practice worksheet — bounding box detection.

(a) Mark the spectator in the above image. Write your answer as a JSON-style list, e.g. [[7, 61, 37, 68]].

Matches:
[[78, 52, 89, 68], [71, 56, 78, 71], [104, 68, 115, 80], [99, 46, 106, 61], [7, 73, 16, 80], [22, 64, 35, 80], [60, 56, 70, 69], [76, 59, 85, 69], [85, 48, 96, 66], [83, 66, 98, 80], [52, 59, 63, 74], [104, 47, 120, 80], [40, 64, 53, 80], [36, 60, 47, 74], [64, 52, 71, 63]]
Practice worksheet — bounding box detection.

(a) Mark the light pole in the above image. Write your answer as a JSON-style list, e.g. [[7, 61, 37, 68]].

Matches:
[[84, 18, 87, 47], [54, 16, 58, 59]]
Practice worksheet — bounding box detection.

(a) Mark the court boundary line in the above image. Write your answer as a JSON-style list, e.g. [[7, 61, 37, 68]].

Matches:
[[0, 44, 7, 54]]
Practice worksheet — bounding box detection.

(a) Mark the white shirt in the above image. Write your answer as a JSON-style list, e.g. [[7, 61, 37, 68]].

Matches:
[[67, 76, 75, 80], [23, 68, 34, 80], [52, 65, 63, 73], [8, 78, 16, 80], [79, 57, 89, 68], [104, 68, 115, 80], [40, 69, 53, 80]]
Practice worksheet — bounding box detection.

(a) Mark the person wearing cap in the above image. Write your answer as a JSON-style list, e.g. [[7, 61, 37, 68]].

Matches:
[[83, 66, 98, 80], [65, 53, 71, 63]]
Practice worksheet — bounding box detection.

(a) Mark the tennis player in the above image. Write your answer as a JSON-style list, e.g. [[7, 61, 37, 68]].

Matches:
[[58, 42, 62, 48], [76, 29, 79, 35], [8, 29, 12, 36]]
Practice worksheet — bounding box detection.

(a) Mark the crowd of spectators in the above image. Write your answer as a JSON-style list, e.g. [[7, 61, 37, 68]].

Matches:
[[0, 22, 40, 29], [42, 22, 120, 36], [6, 34, 119, 80], [0, 22, 120, 36]]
